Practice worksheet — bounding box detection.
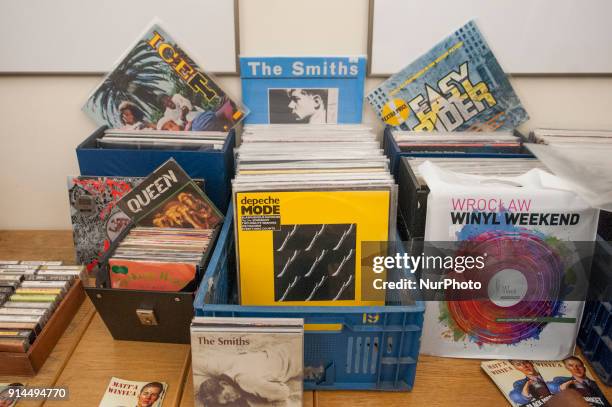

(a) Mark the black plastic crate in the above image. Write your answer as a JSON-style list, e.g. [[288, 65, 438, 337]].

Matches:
[[577, 237, 612, 386]]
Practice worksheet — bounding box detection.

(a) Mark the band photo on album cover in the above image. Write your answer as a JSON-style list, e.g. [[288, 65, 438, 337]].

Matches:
[[268, 88, 338, 124]]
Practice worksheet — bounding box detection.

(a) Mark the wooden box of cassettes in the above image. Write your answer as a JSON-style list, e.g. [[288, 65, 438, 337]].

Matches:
[[0, 279, 86, 376]]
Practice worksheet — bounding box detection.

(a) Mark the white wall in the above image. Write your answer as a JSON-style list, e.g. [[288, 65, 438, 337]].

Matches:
[[1, 0, 612, 229]]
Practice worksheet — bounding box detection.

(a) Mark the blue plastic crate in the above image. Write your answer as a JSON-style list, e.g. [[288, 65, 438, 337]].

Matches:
[[194, 206, 425, 391], [577, 237, 612, 386], [76, 126, 235, 212]]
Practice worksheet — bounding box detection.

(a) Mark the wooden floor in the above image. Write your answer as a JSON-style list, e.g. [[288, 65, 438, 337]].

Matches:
[[0, 230, 610, 406]]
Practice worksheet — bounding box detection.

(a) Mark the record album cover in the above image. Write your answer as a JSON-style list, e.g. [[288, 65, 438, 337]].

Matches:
[[68, 176, 141, 272], [234, 190, 390, 306], [240, 56, 366, 124], [98, 377, 167, 407], [191, 317, 303, 407], [482, 360, 553, 407], [367, 20, 528, 131], [116, 159, 222, 229], [83, 22, 248, 132], [536, 357, 611, 407], [108, 259, 197, 291], [483, 357, 611, 407], [68, 175, 209, 272], [137, 182, 222, 229]]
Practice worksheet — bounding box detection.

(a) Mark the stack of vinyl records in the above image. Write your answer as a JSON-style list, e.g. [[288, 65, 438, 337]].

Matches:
[[527, 128, 612, 215], [404, 157, 548, 184], [392, 130, 523, 153], [530, 128, 612, 145], [233, 124, 397, 306], [97, 129, 228, 151], [108, 227, 215, 292]]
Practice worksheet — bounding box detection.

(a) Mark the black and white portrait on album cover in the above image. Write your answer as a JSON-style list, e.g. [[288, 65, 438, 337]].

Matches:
[[268, 88, 338, 124], [191, 332, 303, 407]]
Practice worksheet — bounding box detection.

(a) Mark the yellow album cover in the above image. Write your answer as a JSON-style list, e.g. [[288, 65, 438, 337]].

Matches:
[[235, 190, 390, 306]]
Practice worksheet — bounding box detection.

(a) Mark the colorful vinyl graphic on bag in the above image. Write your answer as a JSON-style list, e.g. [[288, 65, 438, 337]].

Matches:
[[440, 228, 570, 346]]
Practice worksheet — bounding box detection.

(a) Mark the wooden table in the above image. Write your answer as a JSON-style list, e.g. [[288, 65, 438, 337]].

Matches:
[[0, 231, 610, 406]]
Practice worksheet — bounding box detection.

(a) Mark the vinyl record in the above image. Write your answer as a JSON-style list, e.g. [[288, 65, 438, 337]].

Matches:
[[446, 231, 564, 345]]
